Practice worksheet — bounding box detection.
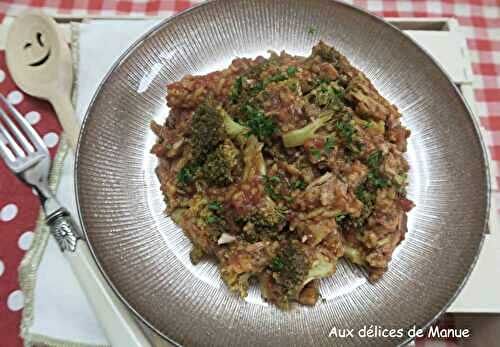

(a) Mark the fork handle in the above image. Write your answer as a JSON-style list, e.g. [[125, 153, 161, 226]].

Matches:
[[47, 209, 152, 347]]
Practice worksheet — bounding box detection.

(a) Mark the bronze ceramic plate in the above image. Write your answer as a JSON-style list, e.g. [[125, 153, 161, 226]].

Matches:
[[75, 1, 490, 346]]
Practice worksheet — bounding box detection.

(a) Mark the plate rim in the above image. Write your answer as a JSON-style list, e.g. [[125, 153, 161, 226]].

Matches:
[[74, 0, 491, 345]]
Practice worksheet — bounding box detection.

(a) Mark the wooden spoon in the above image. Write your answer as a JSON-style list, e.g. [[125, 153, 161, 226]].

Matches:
[[5, 11, 79, 150], [5, 12, 155, 347]]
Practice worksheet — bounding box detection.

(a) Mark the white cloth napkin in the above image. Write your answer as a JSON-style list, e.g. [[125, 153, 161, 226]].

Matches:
[[27, 19, 160, 345]]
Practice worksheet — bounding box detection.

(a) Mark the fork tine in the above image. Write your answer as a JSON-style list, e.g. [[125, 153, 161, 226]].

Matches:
[[0, 108, 35, 154], [0, 94, 47, 153], [0, 121, 25, 158], [0, 131, 16, 164]]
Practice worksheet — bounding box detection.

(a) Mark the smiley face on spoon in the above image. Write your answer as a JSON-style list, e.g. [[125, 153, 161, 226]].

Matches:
[[6, 11, 80, 150], [24, 31, 52, 67], [7, 15, 57, 72]]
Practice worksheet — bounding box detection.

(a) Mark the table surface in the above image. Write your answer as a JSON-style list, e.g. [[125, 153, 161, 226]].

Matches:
[[0, 1, 499, 347]]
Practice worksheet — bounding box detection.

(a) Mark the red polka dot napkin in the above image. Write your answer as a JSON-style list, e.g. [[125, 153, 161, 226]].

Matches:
[[0, 51, 62, 347]]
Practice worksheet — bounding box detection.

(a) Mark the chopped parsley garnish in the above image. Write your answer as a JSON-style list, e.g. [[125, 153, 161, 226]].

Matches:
[[287, 66, 298, 76], [324, 137, 335, 153], [355, 185, 374, 205], [367, 170, 390, 189], [333, 88, 344, 98], [308, 26, 317, 35], [363, 120, 374, 129], [309, 82, 345, 110], [208, 201, 222, 211], [354, 185, 376, 226], [270, 256, 285, 272], [243, 104, 277, 140], [263, 175, 282, 201], [310, 148, 322, 160], [269, 175, 281, 184], [177, 162, 200, 184], [229, 76, 246, 104], [249, 80, 264, 94], [263, 175, 293, 203], [367, 150, 383, 168], [336, 121, 356, 144], [354, 141, 365, 152], [292, 179, 306, 190], [335, 214, 347, 222], [206, 214, 221, 224], [230, 66, 296, 102], [310, 137, 335, 161], [266, 73, 288, 84]]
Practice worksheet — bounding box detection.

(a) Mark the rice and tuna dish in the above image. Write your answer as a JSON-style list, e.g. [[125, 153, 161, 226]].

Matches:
[[151, 41, 414, 309]]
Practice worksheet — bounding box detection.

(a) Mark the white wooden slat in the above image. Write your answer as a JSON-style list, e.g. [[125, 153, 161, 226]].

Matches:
[[461, 84, 499, 189], [449, 230, 500, 313], [405, 30, 472, 84]]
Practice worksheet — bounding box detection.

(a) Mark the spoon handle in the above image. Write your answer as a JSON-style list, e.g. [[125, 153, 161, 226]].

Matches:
[[51, 95, 80, 150], [66, 241, 153, 347], [47, 208, 153, 347]]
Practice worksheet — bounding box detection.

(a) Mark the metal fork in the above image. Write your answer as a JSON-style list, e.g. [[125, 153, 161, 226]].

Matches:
[[0, 94, 151, 347], [0, 93, 80, 246]]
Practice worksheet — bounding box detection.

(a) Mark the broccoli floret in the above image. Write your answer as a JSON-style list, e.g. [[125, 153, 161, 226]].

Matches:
[[238, 137, 289, 241], [177, 161, 201, 185], [219, 241, 279, 298], [190, 245, 205, 264], [344, 246, 365, 266], [282, 111, 334, 148], [177, 195, 228, 263], [308, 82, 345, 111], [251, 197, 287, 227], [305, 254, 336, 282], [273, 246, 335, 291], [263, 241, 311, 307], [270, 241, 310, 292], [191, 103, 248, 160], [240, 196, 288, 243], [254, 198, 287, 227], [201, 140, 240, 186], [262, 241, 337, 308], [191, 196, 226, 237], [312, 41, 341, 65], [221, 271, 252, 298], [190, 103, 225, 159], [262, 175, 284, 201], [219, 107, 249, 138]]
